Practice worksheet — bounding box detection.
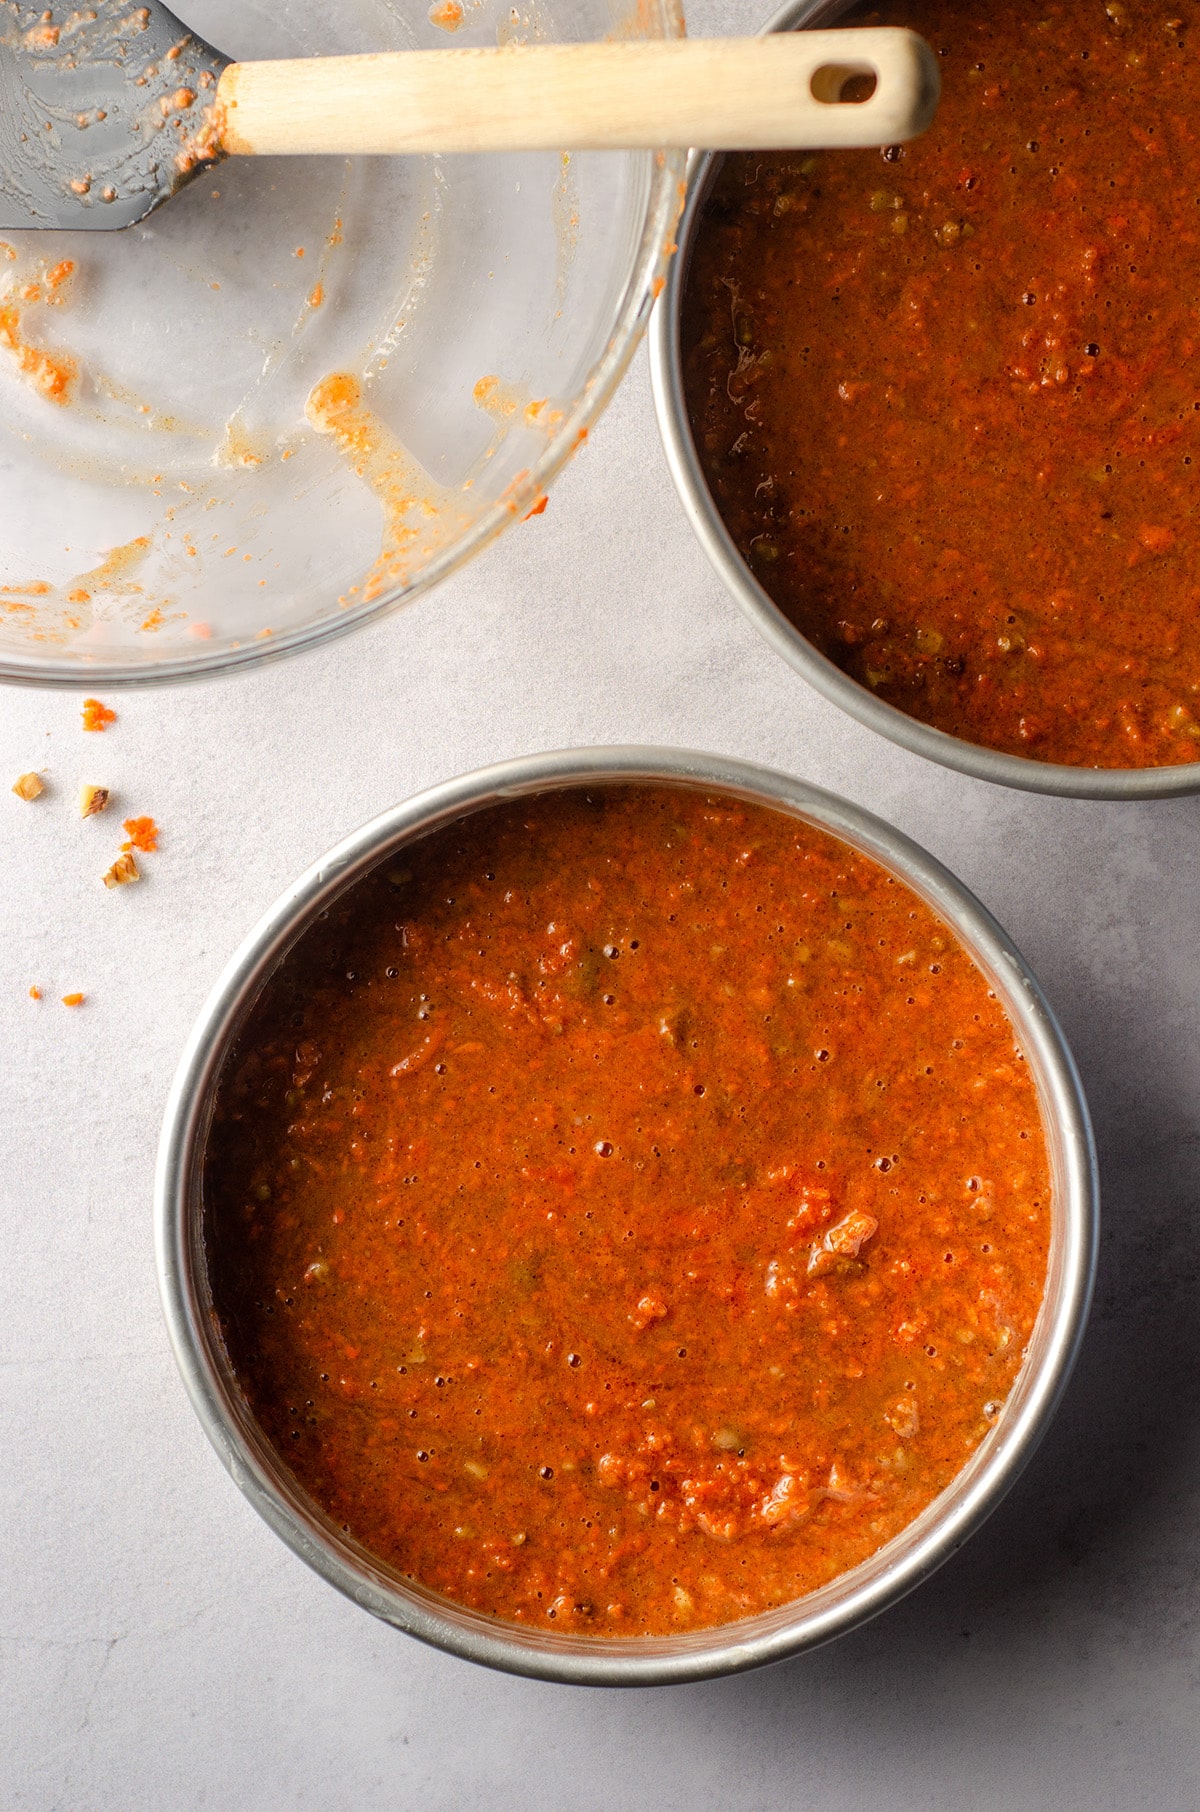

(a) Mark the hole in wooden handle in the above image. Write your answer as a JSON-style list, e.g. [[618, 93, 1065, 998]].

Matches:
[[810, 64, 879, 104]]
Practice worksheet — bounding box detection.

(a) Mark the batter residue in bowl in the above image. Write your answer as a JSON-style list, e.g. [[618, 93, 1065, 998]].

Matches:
[[305, 373, 470, 605], [0, 247, 76, 404], [204, 786, 1048, 1635], [683, 0, 1200, 768]]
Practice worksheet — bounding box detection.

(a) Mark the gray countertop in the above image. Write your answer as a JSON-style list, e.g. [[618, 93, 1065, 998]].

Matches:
[[5, 4, 1200, 1800]]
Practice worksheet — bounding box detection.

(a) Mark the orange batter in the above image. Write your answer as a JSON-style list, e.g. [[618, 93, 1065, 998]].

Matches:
[[205, 786, 1049, 1634], [683, 0, 1200, 768]]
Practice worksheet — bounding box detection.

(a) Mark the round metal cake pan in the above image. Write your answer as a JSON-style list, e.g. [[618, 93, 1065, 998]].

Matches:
[[649, 0, 1200, 801], [156, 746, 1098, 1685]]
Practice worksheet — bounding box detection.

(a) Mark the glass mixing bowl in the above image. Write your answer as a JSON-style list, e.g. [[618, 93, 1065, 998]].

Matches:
[[0, 0, 684, 685]]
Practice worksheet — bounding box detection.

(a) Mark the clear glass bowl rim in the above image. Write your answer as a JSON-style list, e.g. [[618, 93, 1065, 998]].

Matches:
[[3, 14, 687, 691]]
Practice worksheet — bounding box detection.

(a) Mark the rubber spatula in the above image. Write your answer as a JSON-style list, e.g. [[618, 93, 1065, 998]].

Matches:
[[0, 1, 940, 232]]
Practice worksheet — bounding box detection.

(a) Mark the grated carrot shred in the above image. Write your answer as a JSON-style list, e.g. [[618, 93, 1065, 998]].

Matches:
[[121, 816, 159, 854], [82, 698, 116, 733]]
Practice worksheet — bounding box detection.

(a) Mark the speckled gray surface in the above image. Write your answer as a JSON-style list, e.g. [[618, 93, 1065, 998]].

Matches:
[[5, 3, 1200, 1801]]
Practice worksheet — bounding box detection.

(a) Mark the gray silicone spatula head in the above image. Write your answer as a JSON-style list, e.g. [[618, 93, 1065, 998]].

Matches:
[[0, 0, 228, 231]]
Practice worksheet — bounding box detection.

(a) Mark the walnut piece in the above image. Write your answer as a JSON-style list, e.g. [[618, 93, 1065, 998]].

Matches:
[[12, 772, 44, 801], [80, 784, 110, 819], [103, 851, 140, 889]]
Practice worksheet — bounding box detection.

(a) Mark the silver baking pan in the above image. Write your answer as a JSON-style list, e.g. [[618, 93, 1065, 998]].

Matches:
[[156, 746, 1098, 1684], [649, 0, 1200, 800]]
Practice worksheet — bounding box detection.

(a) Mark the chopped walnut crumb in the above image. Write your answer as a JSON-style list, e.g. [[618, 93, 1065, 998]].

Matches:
[[61, 993, 85, 1007], [82, 698, 117, 733], [12, 772, 44, 801], [28, 986, 41, 1001], [121, 815, 158, 853], [80, 784, 110, 818], [103, 851, 140, 889]]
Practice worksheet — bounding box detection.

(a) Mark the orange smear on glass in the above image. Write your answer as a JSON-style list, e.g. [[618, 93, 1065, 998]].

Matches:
[[306, 374, 465, 604], [0, 303, 76, 404]]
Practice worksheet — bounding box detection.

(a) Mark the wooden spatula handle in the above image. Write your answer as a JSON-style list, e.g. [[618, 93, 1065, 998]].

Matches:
[[217, 31, 940, 158]]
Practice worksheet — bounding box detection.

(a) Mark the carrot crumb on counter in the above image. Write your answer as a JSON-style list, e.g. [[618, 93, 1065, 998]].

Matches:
[[120, 816, 158, 854], [103, 851, 140, 889], [12, 772, 44, 800], [80, 784, 109, 818], [28, 986, 41, 1000], [82, 698, 116, 733], [61, 992, 84, 1007]]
